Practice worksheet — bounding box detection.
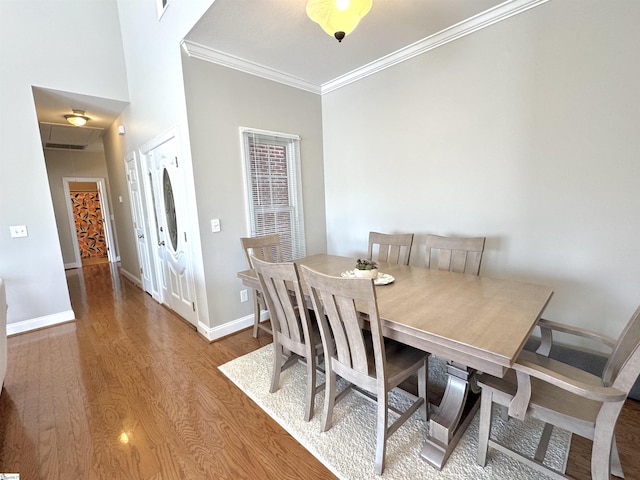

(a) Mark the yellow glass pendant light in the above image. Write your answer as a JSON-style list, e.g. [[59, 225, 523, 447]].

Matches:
[[306, 0, 373, 42]]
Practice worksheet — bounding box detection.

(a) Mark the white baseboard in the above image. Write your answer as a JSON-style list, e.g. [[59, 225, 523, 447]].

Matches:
[[198, 310, 269, 342], [64, 262, 81, 269], [7, 309, 75, 336]]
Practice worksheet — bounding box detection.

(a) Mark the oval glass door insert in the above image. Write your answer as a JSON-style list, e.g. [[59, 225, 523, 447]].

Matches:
[[163, 167, 178, 251]]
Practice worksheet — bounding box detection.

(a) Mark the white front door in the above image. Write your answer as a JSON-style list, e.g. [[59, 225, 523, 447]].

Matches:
[[125, 152, 157, 298], [144, 133, 197, 326]]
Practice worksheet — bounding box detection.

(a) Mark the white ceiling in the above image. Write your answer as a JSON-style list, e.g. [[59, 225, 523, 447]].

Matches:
[[183, 0, 507, 90], [33, 87, 129, 151], [33, 87, 128, 129], [32, 0, 533, 149]]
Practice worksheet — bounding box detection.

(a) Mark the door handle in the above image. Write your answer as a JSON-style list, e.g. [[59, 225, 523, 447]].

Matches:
[[158, 241, 165, 246], [138, 234, 145, 239]]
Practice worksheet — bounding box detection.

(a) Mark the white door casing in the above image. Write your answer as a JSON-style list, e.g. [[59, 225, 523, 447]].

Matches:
[[125, 152, 158, 298], [141, 130, 197, 326]]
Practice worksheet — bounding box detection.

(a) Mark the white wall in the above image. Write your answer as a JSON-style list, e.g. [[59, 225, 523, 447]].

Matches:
[[0, 0, 129, 327], [322, 0, 640, 341], [114, 0, 216, 335], [181, 56, 326, 331]]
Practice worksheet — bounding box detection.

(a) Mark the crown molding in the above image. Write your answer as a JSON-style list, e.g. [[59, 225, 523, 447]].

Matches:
[[182, 0, 549, 97], [181, 40, 322, 95], [321, 0, 549, 94]]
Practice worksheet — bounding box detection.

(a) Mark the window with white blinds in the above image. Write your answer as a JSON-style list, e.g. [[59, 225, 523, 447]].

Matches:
[[240, 127, 306, 261]]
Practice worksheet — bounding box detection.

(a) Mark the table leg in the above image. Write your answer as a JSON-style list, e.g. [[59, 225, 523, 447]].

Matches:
[[420, 361, 480, 470]]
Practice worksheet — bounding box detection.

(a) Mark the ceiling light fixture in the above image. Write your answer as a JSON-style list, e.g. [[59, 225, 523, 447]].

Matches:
[[306, 0, 372, 43], [64, 109, 89, 127]]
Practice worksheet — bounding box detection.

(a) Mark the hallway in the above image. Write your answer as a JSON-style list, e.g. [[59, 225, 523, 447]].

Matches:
[[0, 264, 332, 479]]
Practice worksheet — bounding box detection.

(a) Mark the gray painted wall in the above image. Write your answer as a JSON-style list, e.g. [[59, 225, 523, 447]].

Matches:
[[321, 0, 640, 346], [182, 56, 326, 328], [44, 150, 111, 266]]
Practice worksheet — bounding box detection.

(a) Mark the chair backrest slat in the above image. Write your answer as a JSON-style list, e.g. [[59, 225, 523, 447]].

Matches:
[[301, 266, 383, 378], [368, 232, 414, 266], [252, 257, 308, 346], [424, 234, 486, 275], [336, 295, 368, 371], [241, 234, 282, 267]]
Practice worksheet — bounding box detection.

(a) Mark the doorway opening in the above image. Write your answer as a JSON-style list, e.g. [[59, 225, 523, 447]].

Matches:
[[63, 177, 118, 268]]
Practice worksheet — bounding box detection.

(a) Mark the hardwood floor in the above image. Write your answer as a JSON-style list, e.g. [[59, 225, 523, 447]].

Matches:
[[0, 262, 638, 479], [0, 264, 334, 479]]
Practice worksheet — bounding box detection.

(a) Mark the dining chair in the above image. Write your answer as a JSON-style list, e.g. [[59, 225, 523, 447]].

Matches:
[[300, 265, 428, 475], [367, 231, 414, 266], [476, 304, 640, 480], [240, 234, 282, 337], [252, 257, 324, 421], [423, 234, 486, 275]]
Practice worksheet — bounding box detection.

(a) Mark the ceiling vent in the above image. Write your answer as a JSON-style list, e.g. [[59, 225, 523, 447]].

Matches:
[[39, 122, 104, 150], [45, 143, 87, 150]]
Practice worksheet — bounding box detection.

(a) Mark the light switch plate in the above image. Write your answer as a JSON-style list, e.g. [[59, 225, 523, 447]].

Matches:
[[10, 225, 28, 238]]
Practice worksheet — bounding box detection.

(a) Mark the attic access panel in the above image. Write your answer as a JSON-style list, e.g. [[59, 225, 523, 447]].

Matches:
[[39, 122, 104, 150]]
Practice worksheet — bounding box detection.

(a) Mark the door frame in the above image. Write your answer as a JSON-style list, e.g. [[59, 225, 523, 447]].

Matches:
[[62, 176, 118, 268], [138, 127, 198, 327], [125, 151, 160, 300]]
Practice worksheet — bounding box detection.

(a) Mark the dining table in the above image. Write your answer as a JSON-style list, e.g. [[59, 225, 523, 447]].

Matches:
[[237, 253, 553, 470]]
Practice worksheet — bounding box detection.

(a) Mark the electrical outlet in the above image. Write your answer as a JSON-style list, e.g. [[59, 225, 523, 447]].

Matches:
[[9, 225, 28, 238], [240, 289, 248, 303], [211, 218, 221, 233]]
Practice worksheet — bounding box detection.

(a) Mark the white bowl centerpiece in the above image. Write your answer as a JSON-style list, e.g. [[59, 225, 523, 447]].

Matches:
[[353, 259, 379, 279]]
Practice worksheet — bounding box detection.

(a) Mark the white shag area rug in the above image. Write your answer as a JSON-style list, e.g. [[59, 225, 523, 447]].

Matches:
[[219, 345, 571, 479]]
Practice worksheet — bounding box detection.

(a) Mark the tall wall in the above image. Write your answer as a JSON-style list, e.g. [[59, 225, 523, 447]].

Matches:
[[322, 0, 640, 343], [0, 0, 129, 329], [113, 0, 216, 335], [181, 56, 326, 333]]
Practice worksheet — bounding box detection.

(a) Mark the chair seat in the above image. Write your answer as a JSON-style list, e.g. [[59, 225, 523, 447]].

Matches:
[[383, 339, 428, 386], [479, 369, 602, 436], [355, 334, 427, 382], [277, 309, 324, 358], [477, 304, 640, 480]]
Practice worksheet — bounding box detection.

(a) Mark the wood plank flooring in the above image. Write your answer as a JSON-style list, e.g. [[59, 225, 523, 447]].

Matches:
[[0, 262, 638, 479], [0, 264, 333, 479]]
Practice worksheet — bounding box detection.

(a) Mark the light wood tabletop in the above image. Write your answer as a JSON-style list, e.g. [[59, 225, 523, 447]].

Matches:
[[238, 253, 552, 375], [238, 253, 553, 469]]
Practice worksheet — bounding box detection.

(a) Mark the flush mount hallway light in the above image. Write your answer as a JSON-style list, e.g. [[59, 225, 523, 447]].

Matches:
[[64, 109, 90, 127], [306, 0, 372, 43]]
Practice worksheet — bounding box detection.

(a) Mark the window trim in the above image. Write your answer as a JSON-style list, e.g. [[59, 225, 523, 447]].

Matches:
[[239, 127, 306, 260]]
